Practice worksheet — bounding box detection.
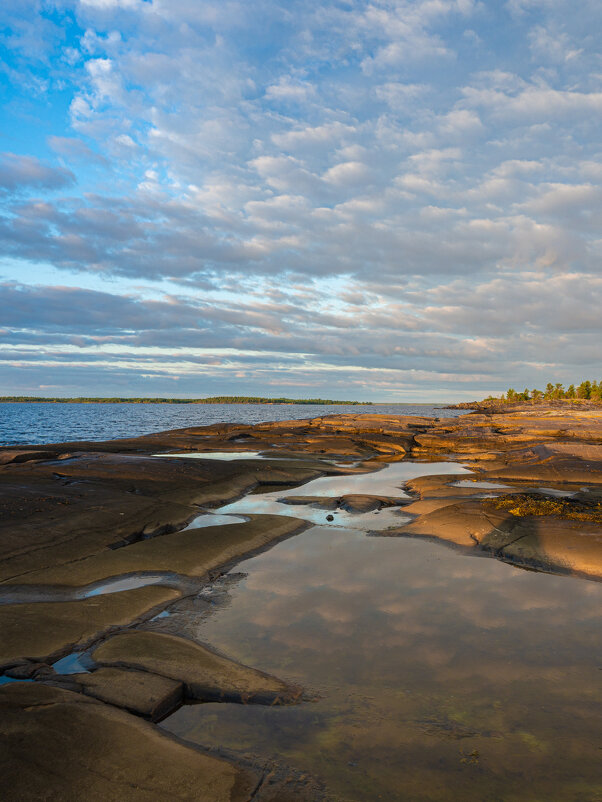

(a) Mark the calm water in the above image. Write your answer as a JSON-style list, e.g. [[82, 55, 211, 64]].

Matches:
[[155, 459, 602, 802], [212, 460, 471, 531], [0, 402, 465, 446], [162, 527, 602, 802]]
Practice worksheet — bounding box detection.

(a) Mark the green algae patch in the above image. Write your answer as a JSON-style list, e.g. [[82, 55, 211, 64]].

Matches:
[[486, 493, 602, 523]]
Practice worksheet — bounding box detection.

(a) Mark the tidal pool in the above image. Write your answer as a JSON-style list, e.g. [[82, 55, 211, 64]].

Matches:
[[163, 525, 602, 801]]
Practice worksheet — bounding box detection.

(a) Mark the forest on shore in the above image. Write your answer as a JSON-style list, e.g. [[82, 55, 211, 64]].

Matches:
[[495, 380, 602, 403]]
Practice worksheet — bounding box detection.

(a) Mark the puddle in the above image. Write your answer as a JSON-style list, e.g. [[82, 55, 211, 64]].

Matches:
[[0, 572, 183, 606], [258, 460, 470, 497], [150, 609, 171, 621], [82, 573, 178, 598], [452, 481, 577, 498], [154, 451, 351, 465], [182, 512, 249, 531], [52, 651, 95, 675], [154, 451, 267, 461], [215, 461, 470, 532], [0, 676, 34, 685], [162, 524, 602, 802], [534, 487, 577, 498], [451, 480, 512, 489]]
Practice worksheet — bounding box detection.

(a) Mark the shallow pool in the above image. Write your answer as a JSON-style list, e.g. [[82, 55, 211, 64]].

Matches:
[[216, 461, 471, 532], [162, 506, 602, 800]]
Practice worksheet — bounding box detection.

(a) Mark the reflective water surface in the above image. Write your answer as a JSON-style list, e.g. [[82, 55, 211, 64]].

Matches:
[[0, 572, 183, 605], [182, 512, 249, 530], [163, 526, 602, 801], [216, 461, 471, 532], [52, 651, 94, 675]]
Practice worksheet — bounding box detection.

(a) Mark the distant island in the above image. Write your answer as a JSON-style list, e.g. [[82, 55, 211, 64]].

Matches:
[[450, 380, 602, 409], [0, 396, 371, 406]]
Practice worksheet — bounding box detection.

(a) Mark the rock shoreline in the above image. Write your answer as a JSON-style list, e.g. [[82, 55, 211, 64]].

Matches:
[[0, 405, 601, 800]]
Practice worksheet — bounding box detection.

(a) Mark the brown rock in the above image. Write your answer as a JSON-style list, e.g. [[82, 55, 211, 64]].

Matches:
[[0, 585, 180, 668], [16, 514, 306, 587], [93, 631, 303, 705], [0, 682, 256, 801], [72, 666, 183, 721]]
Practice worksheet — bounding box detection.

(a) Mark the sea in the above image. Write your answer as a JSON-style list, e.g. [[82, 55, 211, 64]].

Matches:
[[0, 402, 467, 447]]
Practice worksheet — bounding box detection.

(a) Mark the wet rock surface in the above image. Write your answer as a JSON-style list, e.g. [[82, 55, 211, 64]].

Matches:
[[0, 404, 600, 800], [0, 585, 181, 668], [71, 666, 184, 721], [0, 683, 257, 802], [13, 514, 306, 588], [282, 493, 403, 513], [93, 631, 304, 705]]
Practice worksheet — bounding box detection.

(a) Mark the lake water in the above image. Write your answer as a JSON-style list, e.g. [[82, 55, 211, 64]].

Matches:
[[0, 402, 465, 446]]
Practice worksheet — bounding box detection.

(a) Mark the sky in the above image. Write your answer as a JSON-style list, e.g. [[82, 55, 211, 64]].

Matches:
[[0, 0, 600, 402]]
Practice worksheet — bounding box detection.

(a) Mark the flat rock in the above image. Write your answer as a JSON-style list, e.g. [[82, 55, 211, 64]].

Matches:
[[0, 585, 180, 668], [93, 631, 303, 704], [0, 682, 256, 801], [16, 514, 305, 587], [391, 499, 602, 578], [283, 493, 403, 513], [72, 667, 183, 721]]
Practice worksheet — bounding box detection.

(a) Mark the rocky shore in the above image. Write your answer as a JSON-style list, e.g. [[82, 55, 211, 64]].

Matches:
[[0, 405, 600, 800]]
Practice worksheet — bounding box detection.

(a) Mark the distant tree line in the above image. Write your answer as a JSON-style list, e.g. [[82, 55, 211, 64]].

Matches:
[[491, 381, 602, 403], [0, 396, 370, 406]]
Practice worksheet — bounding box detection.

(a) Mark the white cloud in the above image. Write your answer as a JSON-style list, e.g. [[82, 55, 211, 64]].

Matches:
[[1, 0, 601, 395], [265, 77, 315, 102], [528, 24, 583, 63], [272, 122, 356, 151], [322, 161, 371, 186], [463, 83, 602, 121]]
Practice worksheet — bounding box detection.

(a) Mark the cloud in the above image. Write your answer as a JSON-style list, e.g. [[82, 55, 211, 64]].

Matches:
[[322, 161, 371, 186], [48, 136, 109, 166], [265, 77, 316, 103], [0, 0, 600, 397], [0, 153, 76, 193], [528, 24, 583, 63], [462, 83, 602, 122]]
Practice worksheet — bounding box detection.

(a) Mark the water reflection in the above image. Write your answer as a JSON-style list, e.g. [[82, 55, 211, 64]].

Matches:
[[0, 572, 183, 605], [163, 526, 602, 801], [154, 451, 266, 460], [451, 479, 511, 489], [182, 512, 249, 530], [52, 651, 95, 675], [216, 461, 470, 532]]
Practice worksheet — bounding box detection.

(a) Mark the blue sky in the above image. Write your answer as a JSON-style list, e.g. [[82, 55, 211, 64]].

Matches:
[[0, 0, 600, 401]]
